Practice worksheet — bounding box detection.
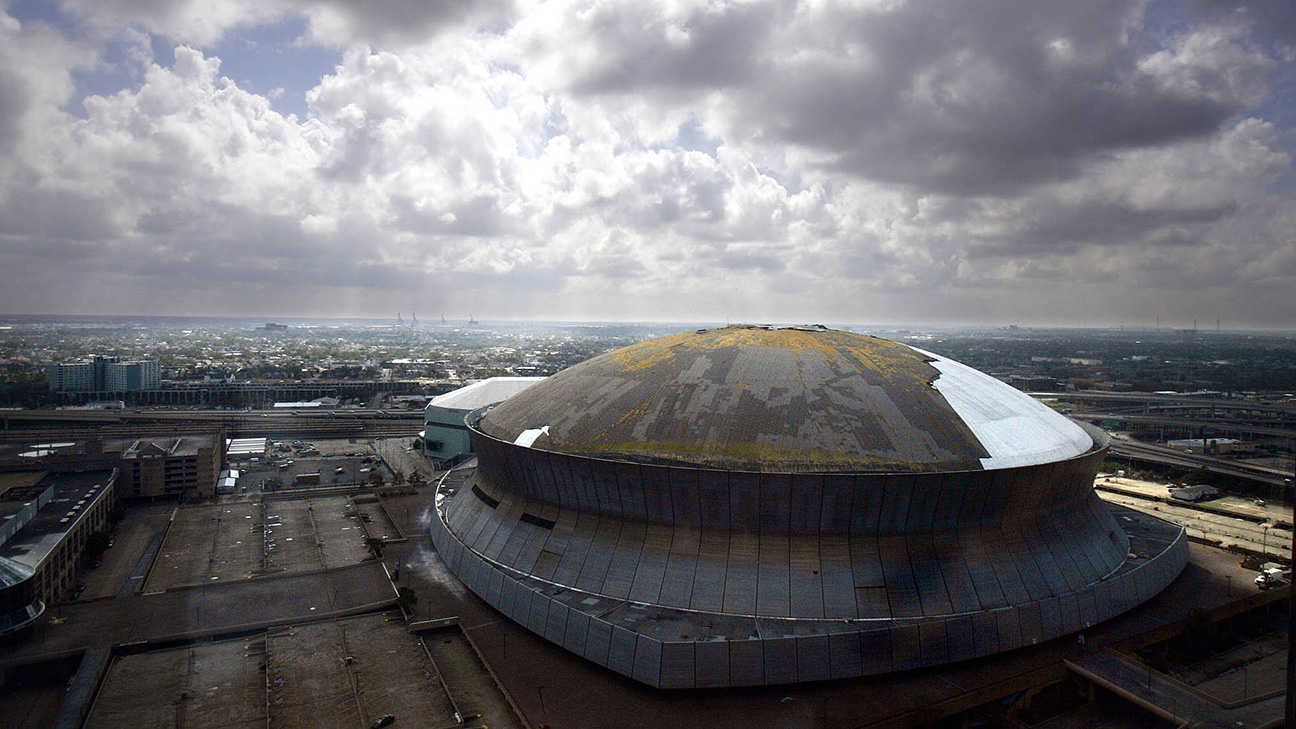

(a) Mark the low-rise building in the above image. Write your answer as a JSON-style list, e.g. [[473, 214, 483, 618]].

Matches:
[[1169, 484, 1220, 502], [1165, 437, 1257, 455]]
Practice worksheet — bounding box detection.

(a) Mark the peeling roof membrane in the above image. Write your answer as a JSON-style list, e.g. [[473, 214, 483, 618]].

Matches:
[[515, 425, 549, 448], [915, 347, 1092, 469]]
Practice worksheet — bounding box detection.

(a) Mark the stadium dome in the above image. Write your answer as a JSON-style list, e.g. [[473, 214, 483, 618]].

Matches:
[[431, 325, 1188, 688]]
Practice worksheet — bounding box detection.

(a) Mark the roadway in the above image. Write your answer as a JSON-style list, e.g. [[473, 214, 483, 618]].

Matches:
[[2, 407, 422, 425], [1075, 412, 1296, 440], [0, 408, 423, 443], [1106, 437, 1294, 487], [1034, 390, 1296, 417]]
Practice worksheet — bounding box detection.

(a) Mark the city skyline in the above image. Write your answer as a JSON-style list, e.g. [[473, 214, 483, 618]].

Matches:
[[1, 0, 1293, 328]]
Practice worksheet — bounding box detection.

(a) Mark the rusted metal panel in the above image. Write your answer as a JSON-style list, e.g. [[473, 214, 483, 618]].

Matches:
[[479, 327, 994, 473]]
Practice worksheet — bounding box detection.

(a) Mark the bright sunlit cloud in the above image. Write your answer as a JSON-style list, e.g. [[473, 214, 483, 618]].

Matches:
[[0, 0, 1292, 327]]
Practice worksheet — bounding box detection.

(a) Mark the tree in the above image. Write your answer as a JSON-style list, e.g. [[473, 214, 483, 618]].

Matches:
[[408, 471, 426, 488], [396, 586, 418, 615], [368, 470, 385, 487], [82, 531, 111, 565]]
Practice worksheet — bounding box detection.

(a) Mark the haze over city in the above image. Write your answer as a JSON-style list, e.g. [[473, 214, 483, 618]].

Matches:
[[0, 0, 1293, 327]]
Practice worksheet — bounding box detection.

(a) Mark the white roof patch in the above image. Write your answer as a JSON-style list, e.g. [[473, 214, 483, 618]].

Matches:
[[515, 425, 549, 448], [913, 347, 1093, 469], [428, 377, 545, 412]]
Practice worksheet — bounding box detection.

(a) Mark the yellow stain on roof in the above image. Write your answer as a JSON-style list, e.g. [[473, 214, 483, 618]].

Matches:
[[607, 330, 697, 372], [562, 439, 938, 473], [609, 327, 934, 385]]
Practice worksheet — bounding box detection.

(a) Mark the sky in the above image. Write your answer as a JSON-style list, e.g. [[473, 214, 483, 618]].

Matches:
[[0, 0, 1293, 328]]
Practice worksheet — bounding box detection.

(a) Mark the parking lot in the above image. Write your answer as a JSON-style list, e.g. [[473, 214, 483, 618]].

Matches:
[[144, 501, 263, 591], [227, 439, 394, 494], [86, 614, 454, 729], [1095, 475, 1293, 563], [87, 638, 266, 729], [145, 494, 393, 592], [267, 615, 457, 729]]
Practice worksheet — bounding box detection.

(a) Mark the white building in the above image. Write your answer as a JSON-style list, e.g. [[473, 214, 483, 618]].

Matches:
[[47, 361, 95, 391], [422, 377, 543, 463], [104, 361, 161, 391]]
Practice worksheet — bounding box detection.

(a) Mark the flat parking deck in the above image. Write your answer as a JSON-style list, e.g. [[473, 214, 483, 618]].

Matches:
[[87, 638, 267, 729], [314, 497, 373, 567], [421, 627, 524, 729], [264, 499, 324, 573], [84, 614, 445, 729], [0, 658, 76, 729], [146, 496, 376, 591], [234, 439, 391, 493], [1194, 646, 1288, 703], [352, 496, 400, 542], [267, 614, 456, 729], [144, 502, 262, 592]]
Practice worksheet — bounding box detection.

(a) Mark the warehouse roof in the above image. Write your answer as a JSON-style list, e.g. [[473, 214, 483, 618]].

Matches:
[[427, 377, 544, 413]]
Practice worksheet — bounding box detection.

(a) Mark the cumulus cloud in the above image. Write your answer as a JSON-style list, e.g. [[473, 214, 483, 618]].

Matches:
[[0, 0, 1291, 326]]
